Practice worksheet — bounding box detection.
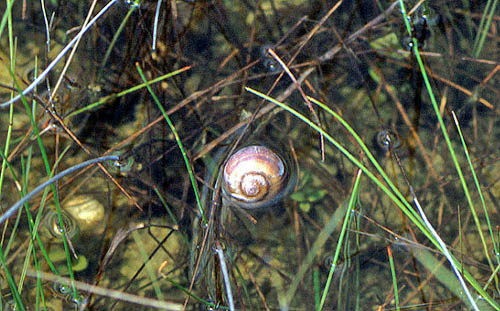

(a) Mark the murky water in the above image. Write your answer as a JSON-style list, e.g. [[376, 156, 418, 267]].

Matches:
[[0, 0, 499, 310]]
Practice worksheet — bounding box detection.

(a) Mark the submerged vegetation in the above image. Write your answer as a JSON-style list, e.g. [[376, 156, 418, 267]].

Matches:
[[0, 0, 499, 310]]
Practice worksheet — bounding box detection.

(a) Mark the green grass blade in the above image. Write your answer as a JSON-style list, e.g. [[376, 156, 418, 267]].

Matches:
[[0, 78, 14, 202], [136, 64, 205, 224], [0, 0, 16, 204], [152, 186, 179, 226], [66, 66, 191, 119], [161, 274, 222, 308], [387, 246, 400, 311], [0, 246, 25, 311], [472, 0, 498, 57], [245, 86, 500, 310], [413, 243, 495, 310], [281, 193, 346, 309], [313, 268, 320, 310], [100, 5, 137, 72], [0, 0, 15, 41], [131, 230, 164, 302], [318, 169, 361, 311], [451, 111, 499, 287], [7, 65, 79, 298], [472, 0, 492, 52], [398, 1, 498, 308], [246, 87, 425, 235]]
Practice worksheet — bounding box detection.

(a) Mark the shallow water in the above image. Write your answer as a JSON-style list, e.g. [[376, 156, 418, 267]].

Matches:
[[0, 0, 499, 310]]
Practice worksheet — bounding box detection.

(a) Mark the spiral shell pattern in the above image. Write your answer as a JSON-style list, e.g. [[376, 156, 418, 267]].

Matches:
[[222, 145, 292, 209]]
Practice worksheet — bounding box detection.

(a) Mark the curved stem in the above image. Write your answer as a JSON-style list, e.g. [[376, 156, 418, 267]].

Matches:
[[0, 155, 119, 225]]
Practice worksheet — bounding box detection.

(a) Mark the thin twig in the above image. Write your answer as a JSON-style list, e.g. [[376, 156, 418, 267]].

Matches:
[[49, 0, 99, 103], [0, 0, 119, 108], [40, 0, 50, 52], [0, 155, 118, 225], [26, 270, 183, 310], [215, 242, 234, 311], [152, 0, 162, 51]]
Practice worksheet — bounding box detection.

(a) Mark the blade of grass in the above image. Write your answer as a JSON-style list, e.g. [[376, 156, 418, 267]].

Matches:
[[152, 186, 179, 226], [66, 66, 191, 119], [451, 111, 500, 288], [1, 0, 18, 252], [245, 86, 500, 310], [484, 264, 500, 293], [472, 0, 498, 57], [398, 2, 492, 240], [4, 41, 80, 301], [387, 246, 400, 311], [353, 210, 361, 311], [0, 245, 25, 311], [0, 155, 119, 225], [17, 145, 70, 298], [408, 191, 481, 311], [472, 0, 493, 53], [460, 0, 474, 38], [313, 268, 320, 310], [100, 4, 137, 72], [136, 64, 206, 224], [398, 1, 496, 309], [280, 194, 347, 309], [246, 87, 428, 238], [0, 0, 120, 108], [159, 274, 220, 309], [0, 0, 15, 41], [0, 153, 22, 256], [0, 109, 14, 164], [412, 242, 495, 311], [0, 10, 26, 311], [0, 149, 53, 279], [0, 9, 15, 202], [230, 255, 253, 308], [131, 230, 165, 302], [1, 65, 65, 284], [318, 169, 361, 311]]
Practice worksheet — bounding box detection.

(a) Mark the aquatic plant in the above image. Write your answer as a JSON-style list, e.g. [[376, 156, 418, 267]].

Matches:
[[0, 0, 499, 310]]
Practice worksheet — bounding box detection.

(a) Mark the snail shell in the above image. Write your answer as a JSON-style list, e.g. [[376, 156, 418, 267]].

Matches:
[[221, 145, 295, 209], [64, 195, 105, 234]]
